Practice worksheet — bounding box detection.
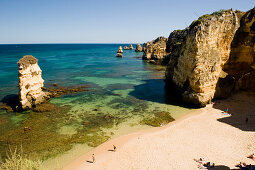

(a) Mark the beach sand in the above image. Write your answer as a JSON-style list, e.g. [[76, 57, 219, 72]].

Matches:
[[63, 92, 255, 170]]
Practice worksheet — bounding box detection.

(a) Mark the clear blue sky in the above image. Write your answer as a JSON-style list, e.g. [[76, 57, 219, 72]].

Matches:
[[0, 0, 254, 44]]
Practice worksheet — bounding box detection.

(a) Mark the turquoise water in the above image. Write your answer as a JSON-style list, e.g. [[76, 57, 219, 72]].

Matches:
[[0, 44, 193, 167]]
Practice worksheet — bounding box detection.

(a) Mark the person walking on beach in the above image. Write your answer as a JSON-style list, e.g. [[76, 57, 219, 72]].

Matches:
[[113, 145, 117, 152], [92, 154, 95, 163]]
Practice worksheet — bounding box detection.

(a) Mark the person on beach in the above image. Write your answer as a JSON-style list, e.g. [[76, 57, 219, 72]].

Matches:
[[248, 153, 255, 161], [92, 154, 95, 163], [113, 145, 117, 152]]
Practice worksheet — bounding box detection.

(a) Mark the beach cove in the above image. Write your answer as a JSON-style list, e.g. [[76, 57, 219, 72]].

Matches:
[[64, 92, 255, 170], [0, 44, 195, 169]]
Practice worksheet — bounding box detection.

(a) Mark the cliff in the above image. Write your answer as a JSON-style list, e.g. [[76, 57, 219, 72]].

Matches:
[[164, 9, 247, 106], [223, 7, 255, 92], [18, 55, 50, 109], [142, 36, 168, 64]]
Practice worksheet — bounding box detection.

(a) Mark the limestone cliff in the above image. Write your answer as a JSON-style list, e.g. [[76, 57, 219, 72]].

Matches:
[[18, 55, 50, 109], [165, 9, 245, 106], [142, 36, 168, 62], [223, 7, 255, 92]]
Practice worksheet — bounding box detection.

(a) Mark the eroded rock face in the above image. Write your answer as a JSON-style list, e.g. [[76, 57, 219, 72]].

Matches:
[[224, 7, 255, 91], [165, 9, 244, 106], [143, 36, 168, 62], [135, 43, 143, 52], [18, 55, 50, 109]]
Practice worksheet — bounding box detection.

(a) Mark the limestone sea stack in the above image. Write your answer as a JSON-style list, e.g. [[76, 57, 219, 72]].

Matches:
[[129, 44, 133, 50], [18, 55, 50, 110], [117, 46, 123, 53], [135, 43, 143, 52]]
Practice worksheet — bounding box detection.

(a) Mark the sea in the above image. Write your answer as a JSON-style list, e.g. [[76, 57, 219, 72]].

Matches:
[[0, 44, 194, 168]]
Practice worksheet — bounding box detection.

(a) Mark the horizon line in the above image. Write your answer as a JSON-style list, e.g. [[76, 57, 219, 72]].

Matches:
[[0, 42, 144, 45]]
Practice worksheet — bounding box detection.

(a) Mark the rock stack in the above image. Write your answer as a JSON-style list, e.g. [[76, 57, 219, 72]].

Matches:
[[129, 44, 133, 50], [116, 46, 123, 57], [123, 46, 129, 50], [117, 46, 123, 53], [135, 43, 143, 52], [18, 55, 50, 109]]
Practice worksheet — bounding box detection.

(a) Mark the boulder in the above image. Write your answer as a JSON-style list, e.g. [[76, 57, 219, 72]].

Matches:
[[129, 44, 133, 50]]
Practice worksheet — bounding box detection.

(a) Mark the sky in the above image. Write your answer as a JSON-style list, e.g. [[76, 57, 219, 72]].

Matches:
[[0, 0, 254, 44]]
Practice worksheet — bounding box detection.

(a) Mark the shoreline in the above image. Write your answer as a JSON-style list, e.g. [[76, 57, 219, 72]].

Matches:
[[63, 92, 255, 170], [63, 108, 204, 170]]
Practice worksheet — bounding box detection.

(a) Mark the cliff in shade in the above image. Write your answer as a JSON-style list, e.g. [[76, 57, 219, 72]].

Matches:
[[18, 55, 50, 109], [162, 8, 255, 107], [223, 7, 255, 92]]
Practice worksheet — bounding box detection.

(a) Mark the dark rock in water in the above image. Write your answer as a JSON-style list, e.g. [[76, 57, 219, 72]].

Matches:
[[1, 94, 21, 112], [47, 84, 89, 98], [83, 121, 89, 125], [24, 127, 31, 131], [33, 103, 56, 112], [116, 53, 122, 58], [104, 114, 113, 120], [0, 103, 13, 112], [123, 46, 129, 50], [53, 83, 58, 87], [129, 44, 133, 50]]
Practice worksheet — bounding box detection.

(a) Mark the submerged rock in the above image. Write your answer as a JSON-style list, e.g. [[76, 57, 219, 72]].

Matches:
[[135, 43, 143, 52], [18, 55, 51, 110]]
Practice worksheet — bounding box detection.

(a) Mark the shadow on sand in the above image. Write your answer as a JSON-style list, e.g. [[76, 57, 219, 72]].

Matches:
[[213, 92, 255, 132]]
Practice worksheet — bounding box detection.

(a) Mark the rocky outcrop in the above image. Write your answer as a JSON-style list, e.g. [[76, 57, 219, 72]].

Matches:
[[117, 46, 123, 53], [142, 36, 168, 63], [135, 43, 143, 52], [165, 9, 245, 106], [116, 46, 123, 57], [18, 55, 50, 109], [129, 44, 133, 50], [123, 46, 129, 50], [223, 7, 255, 92]]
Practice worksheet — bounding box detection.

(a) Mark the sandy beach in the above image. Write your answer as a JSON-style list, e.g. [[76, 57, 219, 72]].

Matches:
[[63, 92, 255, 170]]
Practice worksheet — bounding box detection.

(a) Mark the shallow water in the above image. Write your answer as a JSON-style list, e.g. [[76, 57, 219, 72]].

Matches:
[[0, 44, 194, 168]]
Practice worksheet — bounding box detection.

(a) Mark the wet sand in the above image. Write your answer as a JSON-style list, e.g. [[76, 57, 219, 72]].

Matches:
[[63, 92, 255, 170]]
